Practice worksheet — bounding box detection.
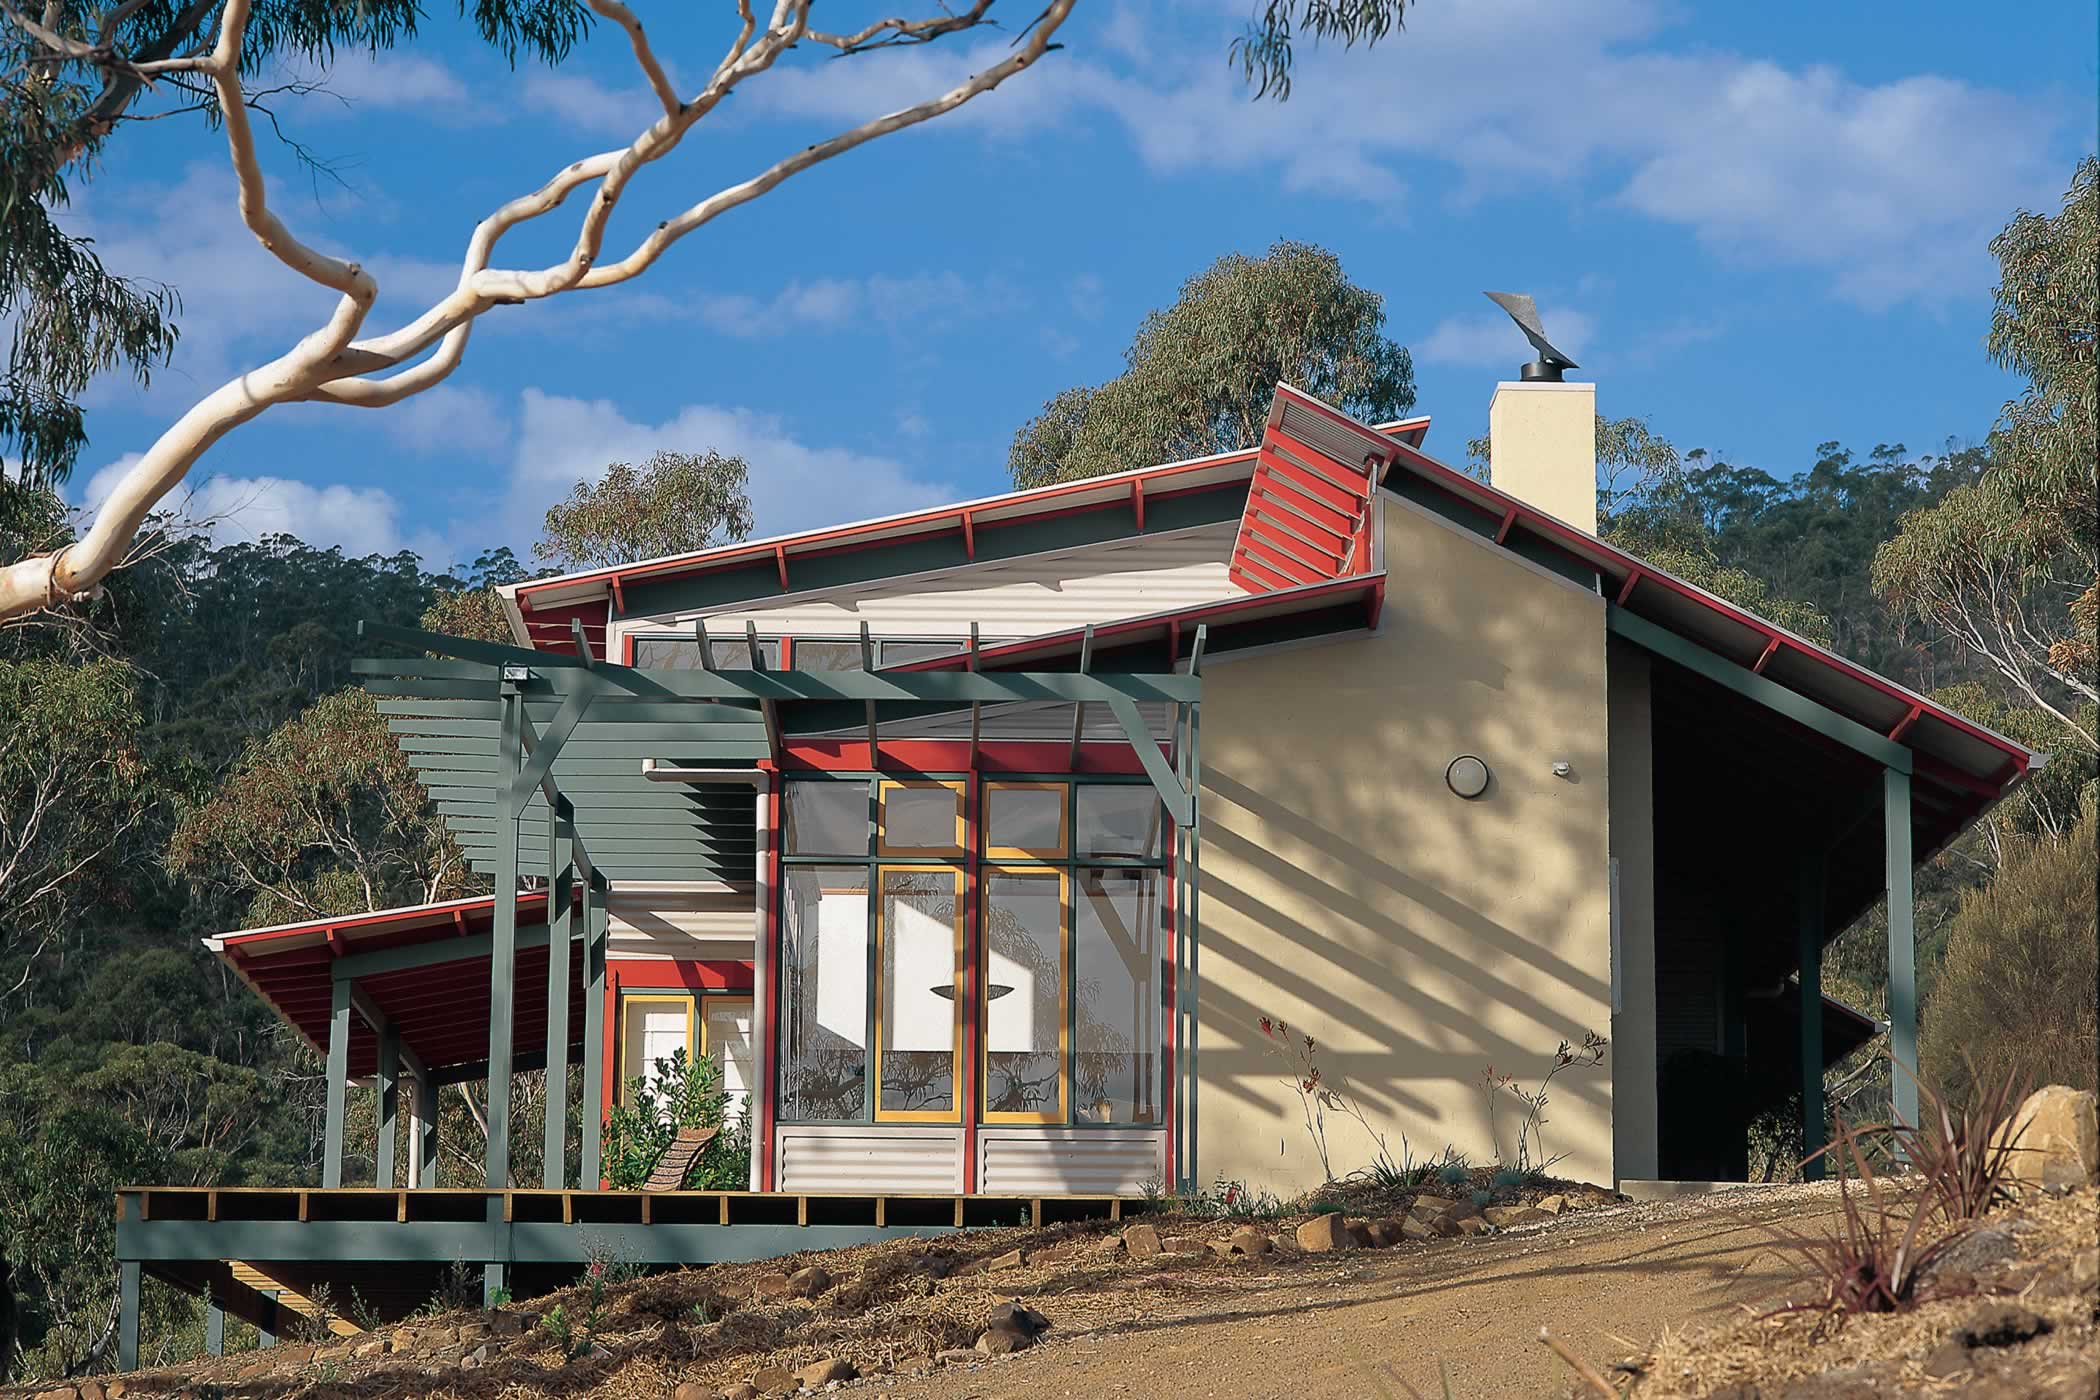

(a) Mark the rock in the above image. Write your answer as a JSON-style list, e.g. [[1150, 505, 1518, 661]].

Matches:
[[786, 1265, 833, 1298], [1403, 1209, 1458, 1240], [1922, 1340, 1972, 1380], [795, 1356, 858, 1387], [1924, 1226, 2019, 1287], [1028, 1240, 1083, 1264], [671, 1383, 715, 1400], [986, 1300, 1050, 1335], [1092, 1231, 1126, 1257], [488, 1307, 527, 1336], [1482, 1205, 1551, 1228], [935, 1348, 978, 1365], [1535, 1194, 1568, 1214], [390, 1329, 419, 1352], [1453, 1215, 1491, 1236], [235, 1361, 273, 1380], [76, 1384, 106, 1400], [2072, 1247, 2098, 1287], [1228, 1225, 1273, 1255], [1120, 1222, 1162, 1259], [988, 1248, 1026, 1270], [747, 1270, 793, 1301], [421, 1326, 456, 1347], [103, 1385, 126, 1400], [721, 1385, 761, 1400], [750, 1365, 798, 1397], [1995, 1086, 2099, 1191], [314, 1343, 353, 1362], [1206, 1238, 1239, 1258], [1160, 1234, 1205, 1255], [1296, 1213, 1351, 1252], [32, 1388, 79, 1400], [1409, 1193, 1461, 1218], [354, 1338, 387, 1359], [976, 1320, 1038, 1354], [1364, 1217, 1406, 1248], [1955, 1303, 2052, 1349]]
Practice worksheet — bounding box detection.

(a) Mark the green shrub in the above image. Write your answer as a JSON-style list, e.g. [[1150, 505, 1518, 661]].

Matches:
[[599, 1049, 749, 1191], [1920, 799, 2097, 1109]]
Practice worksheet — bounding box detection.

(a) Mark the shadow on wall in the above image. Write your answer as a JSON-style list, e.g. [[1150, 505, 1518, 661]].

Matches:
[[1193, 499, 1616, 1193]]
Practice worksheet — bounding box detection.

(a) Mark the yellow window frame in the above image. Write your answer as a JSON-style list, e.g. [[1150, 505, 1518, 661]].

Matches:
[[983, 780, 1069, 861], [873, 865, 965, 1124], [876, 779, 967, 859], [616, 992, 696, 1106], [980, 865, 1069, 1125]]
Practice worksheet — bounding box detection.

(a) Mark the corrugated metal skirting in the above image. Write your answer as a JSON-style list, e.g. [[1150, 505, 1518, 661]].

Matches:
[[773, 1126, 965, 1193], [976, 1127, 1164, 1196]]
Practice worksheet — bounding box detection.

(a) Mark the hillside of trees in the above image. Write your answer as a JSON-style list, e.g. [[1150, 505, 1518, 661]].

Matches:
[[3, 162, 2094, 1382]]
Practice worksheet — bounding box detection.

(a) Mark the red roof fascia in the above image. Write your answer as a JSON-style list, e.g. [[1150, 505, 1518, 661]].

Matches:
[[1379, 435, 2034, 780], [1229, 420, 1381, 594], [518, 597, 610, 660]]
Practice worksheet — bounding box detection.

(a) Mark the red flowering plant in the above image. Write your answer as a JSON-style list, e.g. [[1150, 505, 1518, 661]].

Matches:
[[1256, 1013, 1407, 1186], [1482, 1029, 1607, 1176]]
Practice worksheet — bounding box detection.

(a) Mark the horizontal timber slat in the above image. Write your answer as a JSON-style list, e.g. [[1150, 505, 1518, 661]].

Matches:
[[380, 700, 764, 726], [390, 720, 767, 743], [399, 738, 770, 760]]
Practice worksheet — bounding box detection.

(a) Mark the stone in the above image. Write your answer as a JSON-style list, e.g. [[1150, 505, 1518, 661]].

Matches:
[[750, 1365, 798, 1397], [795, 1356, 858, 1387], [1995, 1086, 2099, 1192], [76, 1384, 106, 1400], [235, 1362, 273, 1381], [935, 1348, 978, 1365], [986, 1300, 1050, 1336], [1364, 1217, 1406, 1248], [721, 1386, 761, 1400], [1535, 1194, 1568, 1214], [421, 1326, 456, 1347], [1092, 1231, 1126, 1257], [748, 1270, 793, 1301], [1029, 1240, 1083, 1264], [976, 1320, 1038, 1354], [671, 1383, 715, 1400], [1121, 1222, 1162, 1259], [1954, 1303, 2052, 1349], [354, 1338, 387, 1359], [988, 1248, 1026, 1271], [488, 1307, 527, 1336], [1408, 1193, 1462, 1218], [1228, 1225, 1273, 1255], [314, 1343, 353, 1362], [1160, 1234, 1205, 1255], [1922, 1340, 1973, 1380], [1923, 1227, 2019, 1288], [1453, 1215, 1491, 1236], [1482, 1205, 1551, 1228], [32, 1388, 79, 1400], [1296, 1213, 1351, 1252], [2072, 1248, 2098, 1287], [1406, 1209, 1459, 1239], [786, 1265, 833, 1298], [104, 1385, 126, 1400]]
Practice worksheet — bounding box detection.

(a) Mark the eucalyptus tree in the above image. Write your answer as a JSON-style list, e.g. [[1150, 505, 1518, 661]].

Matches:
[[537, 448, 755, 569], [0, 0, 1419, 622], [1010, 241, 1418, 487]]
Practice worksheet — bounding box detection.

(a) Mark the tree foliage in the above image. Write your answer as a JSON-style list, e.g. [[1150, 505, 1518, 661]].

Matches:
[[167, 688, 474, 926], [1874, 157, 2099, 752], [536, 450, 756, 569], [1010, 241, 1416, 487]]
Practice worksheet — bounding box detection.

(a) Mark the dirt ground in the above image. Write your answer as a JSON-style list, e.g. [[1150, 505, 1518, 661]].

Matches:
[[877, 1185, 1847, 1400]]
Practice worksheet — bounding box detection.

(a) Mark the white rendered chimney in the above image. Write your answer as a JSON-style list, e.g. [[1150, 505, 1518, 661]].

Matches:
[[1488, 380, 1596, 536]]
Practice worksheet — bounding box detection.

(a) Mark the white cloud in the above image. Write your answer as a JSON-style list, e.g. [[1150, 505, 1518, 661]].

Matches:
[[307, 52, 476, 113], [368, 384, 514, 457], [81, 453, 413, 556], [521, 71, 664, 139], [697, 271, 1020, 338], [1418, 306, 1595, 369], [471, 388, 956, 557]]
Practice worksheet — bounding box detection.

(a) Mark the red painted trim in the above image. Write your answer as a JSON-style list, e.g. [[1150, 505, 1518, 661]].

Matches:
[[774, 545, 789, 593], [779, 739, 1150, 774], [1367, 576, 1387, 631], [603, 958, 753, 992], [1249, 478, 1359, 540], [1242, 518, 1341, 576], [1132, 478, 1145, 532], [1616, 570, 1642, 606], [220, 893, 553, 950], [1228, 554, 1301, 593], [1752, 636, 1782, 674], [1237, 534, 1327, 587], [516, 454, 1258, 604], [609, 575, 625, 618], [1888, 705, 1923, 742], [1254, 448, 1364, 518], [1246, 501, 1350, 559], [1495, 507, 1519, 546], [1167, 619, 1180, 667], [961, 509, 975, 561]]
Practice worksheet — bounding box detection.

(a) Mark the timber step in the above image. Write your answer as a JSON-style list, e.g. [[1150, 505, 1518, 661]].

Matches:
[[227, 1262, 363, 1336]]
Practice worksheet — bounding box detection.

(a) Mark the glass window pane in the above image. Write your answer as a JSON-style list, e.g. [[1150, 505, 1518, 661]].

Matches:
[[779, 866, 868, 1121], [880, 640, 966, 667], [704, 1000, 755, 1126], [879, 869, 961, 1118], [1073, 868, 1162, 1124], [620, 997, 692, 1107], [791, 639, 863, 670], [983, 870, 1065, 1120], [631, 636, 778, 669], [786, 780, 867, 855], [986, 783, 1065, 856], [881, 782, 962, 855], [1076, 785, 1163, 859]]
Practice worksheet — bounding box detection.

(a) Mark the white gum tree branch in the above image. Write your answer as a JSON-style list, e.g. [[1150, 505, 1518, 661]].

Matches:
[[0, 0, 1077, 621]]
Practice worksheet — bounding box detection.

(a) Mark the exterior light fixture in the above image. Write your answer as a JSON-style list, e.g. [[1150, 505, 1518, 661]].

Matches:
[[1445, 754, 1491, 800], [500, 664, 532, 684]]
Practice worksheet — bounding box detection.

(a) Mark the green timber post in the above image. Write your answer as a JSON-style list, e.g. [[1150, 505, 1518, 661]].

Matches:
[[413, 1060, 437, 1186], [580, 871, 608, 1187], [542, 797, 575, 1188], [206, 1299, 224, 1356], [1186, 687, 1202, 1194], [117, 1261, 140, 1370], [485, 680, 523, 1304], [1798, 847, 1826, 1179], [375, 1021, 400, 1188], [1885, 766, 1918, 1132], [1173, 712, 1192, 1194], [323, 977, 350, 1187]]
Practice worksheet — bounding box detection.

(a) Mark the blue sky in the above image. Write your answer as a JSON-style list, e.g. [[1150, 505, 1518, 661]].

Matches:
[[59, 0, 2099, 572]]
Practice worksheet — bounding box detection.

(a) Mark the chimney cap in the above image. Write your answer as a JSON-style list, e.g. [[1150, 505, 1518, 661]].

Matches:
[[1484, 291, 1578, 382]]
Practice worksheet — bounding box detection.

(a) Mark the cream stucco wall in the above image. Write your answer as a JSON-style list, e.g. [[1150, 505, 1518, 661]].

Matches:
[[1193, 493, 1616, 1195]]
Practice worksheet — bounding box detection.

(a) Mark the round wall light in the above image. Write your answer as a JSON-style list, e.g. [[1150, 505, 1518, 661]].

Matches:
[[1445, 754, 1491, 799]]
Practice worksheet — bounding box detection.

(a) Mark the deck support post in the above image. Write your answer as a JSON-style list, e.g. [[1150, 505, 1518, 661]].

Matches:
[[580, 871, 608, 1188], [543, 799, 575, 1188], [1885, 766, 1918, 1133], [486, 683, 523, 1190], [258, 1291, 278, 1346], [323, 977, 350, 1187], [206, 1300, 225, 1356], [410, 1059, 436, 1187], [117, 1260, 140, 1370], [375, 1020, 399, 1188], [1797, 845, 1826, 1179]]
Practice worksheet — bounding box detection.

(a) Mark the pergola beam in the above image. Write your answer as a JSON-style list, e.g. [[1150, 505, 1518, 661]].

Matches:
[[1067, 623, 1095, 770]]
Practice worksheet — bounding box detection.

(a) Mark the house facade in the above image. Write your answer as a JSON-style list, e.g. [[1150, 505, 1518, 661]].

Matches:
[[196, 379, 2041, 1214]]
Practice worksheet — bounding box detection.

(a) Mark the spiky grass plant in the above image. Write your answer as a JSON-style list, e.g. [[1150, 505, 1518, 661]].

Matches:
[[1900, 1069, 2029, 1224]]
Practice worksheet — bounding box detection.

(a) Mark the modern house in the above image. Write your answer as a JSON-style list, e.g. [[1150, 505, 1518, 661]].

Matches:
[[118, 377, 2041, 1360]]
